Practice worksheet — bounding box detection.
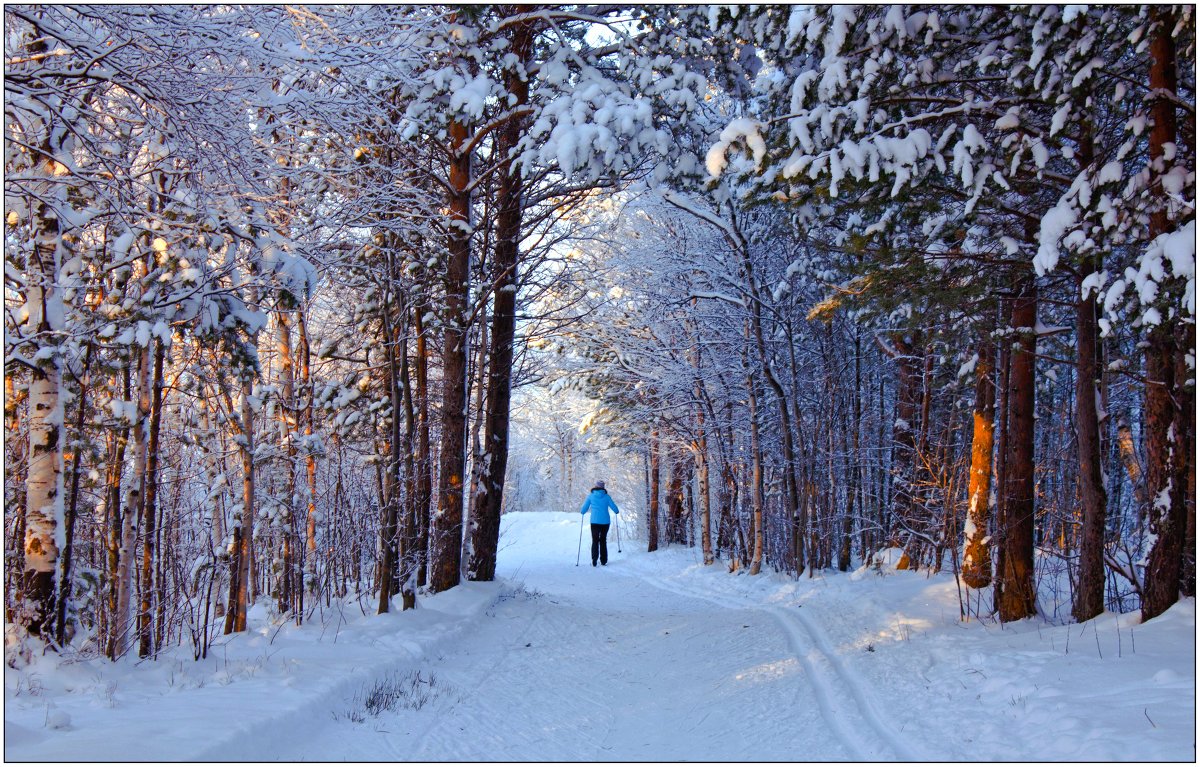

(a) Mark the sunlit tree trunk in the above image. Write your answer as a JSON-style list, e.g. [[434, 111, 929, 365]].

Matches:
[[22, 362, 62, 641], [962, 337, 996, 590], [20, 119, 69, 643], [298, 309, 318, 618], [275, 303, 298, 617]]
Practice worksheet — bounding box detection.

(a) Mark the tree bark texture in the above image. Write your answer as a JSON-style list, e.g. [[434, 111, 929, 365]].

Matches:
[[56, 341, 94, 646], [275, 304, 297, 616], [962, 338, 996, 590], [1141, 6, 1189, 623], [468, 15, 534, 581], [1073, 268, 1108, 622], [22, 364, 61, 641], [298, 309, 318, 615], [744, 337, 765, 576], [413, 303, 433, 588], [997, 279, 1038, 622], [104, 367, 131, 658], [138, 341, 165, 657], [430, 116, 472, 594], [225, 372, 257, 634], [114, 344, 151, 653]]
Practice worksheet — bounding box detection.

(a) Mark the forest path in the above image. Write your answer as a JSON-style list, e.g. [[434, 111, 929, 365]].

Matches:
[[274, 512, 911, 762]]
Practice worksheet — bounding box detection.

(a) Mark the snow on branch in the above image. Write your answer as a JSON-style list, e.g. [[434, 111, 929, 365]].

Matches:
[[687, 291, 747, 308]]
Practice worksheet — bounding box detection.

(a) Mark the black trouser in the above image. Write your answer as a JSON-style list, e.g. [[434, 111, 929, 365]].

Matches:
[[590, 523, 610, 565]]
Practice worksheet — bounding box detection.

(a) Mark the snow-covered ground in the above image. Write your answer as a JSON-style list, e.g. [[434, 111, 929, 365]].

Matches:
[[5, 511, 1195, 762]]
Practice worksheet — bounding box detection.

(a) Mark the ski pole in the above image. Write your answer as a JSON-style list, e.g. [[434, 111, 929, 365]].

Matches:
[[576, 513, 584, 566], [616, 515, 622, 553]]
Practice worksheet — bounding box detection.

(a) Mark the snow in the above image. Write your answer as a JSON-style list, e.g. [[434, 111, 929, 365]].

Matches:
[[5, 512, 1194, 762], [1034, 196, 1079, 276], [994, 107, 1021, 131], [705, 118, 766, 178]]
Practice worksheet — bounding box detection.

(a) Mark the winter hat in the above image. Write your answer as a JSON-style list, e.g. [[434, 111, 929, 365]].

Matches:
[[595, 480, 606, 490]]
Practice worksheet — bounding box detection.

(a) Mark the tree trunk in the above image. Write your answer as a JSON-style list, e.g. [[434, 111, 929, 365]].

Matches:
[[104, 366, 131, 658], [114, 344, 151, 654], [1177, 321, 1195, 598], [840, 328, 863, 572], [1141, 7, 1188, 623], [18, 76, 68, 644], [997, 277, 1038, 622], [275, 303, 298, 617], [226, 371, 257, 634], [468, 18, 533, 581], [839, 415, 855, 572], [880, 333, 922, 568], [962, 337, 996, 590], [4, 374, 28, 627], [695, 378, 714, 566], [298, 309, 318, 617], [647, 429, 660, 552], [377, 279, 403, 614], [138, 340, 165, 657], [399, 308, 419, 611], [429, 115, 472, 594], [666, 453, 687, 545], [56, 341, 94, 646], [992, 299, 1012, 616], [22, 362, 62, 641], [462, 299, 489, 575], [198, 390, 227, 634], [1073, 264, 1108, 622], [736, 223, 802, 572], [744, 336, 765, 576], [413, 303, 433, 588]]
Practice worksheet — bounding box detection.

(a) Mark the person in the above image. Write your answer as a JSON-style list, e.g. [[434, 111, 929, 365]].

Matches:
[[579, 480, 620, 566]]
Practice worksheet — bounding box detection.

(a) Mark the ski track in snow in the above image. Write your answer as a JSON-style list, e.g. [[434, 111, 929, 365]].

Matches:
[[265, 522, 862, 762], [304, 566, 845, 761], [632, 566, 923, 761]]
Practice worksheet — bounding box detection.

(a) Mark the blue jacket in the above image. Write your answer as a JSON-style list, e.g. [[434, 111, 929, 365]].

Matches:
[[580, 488, 620, 525]]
